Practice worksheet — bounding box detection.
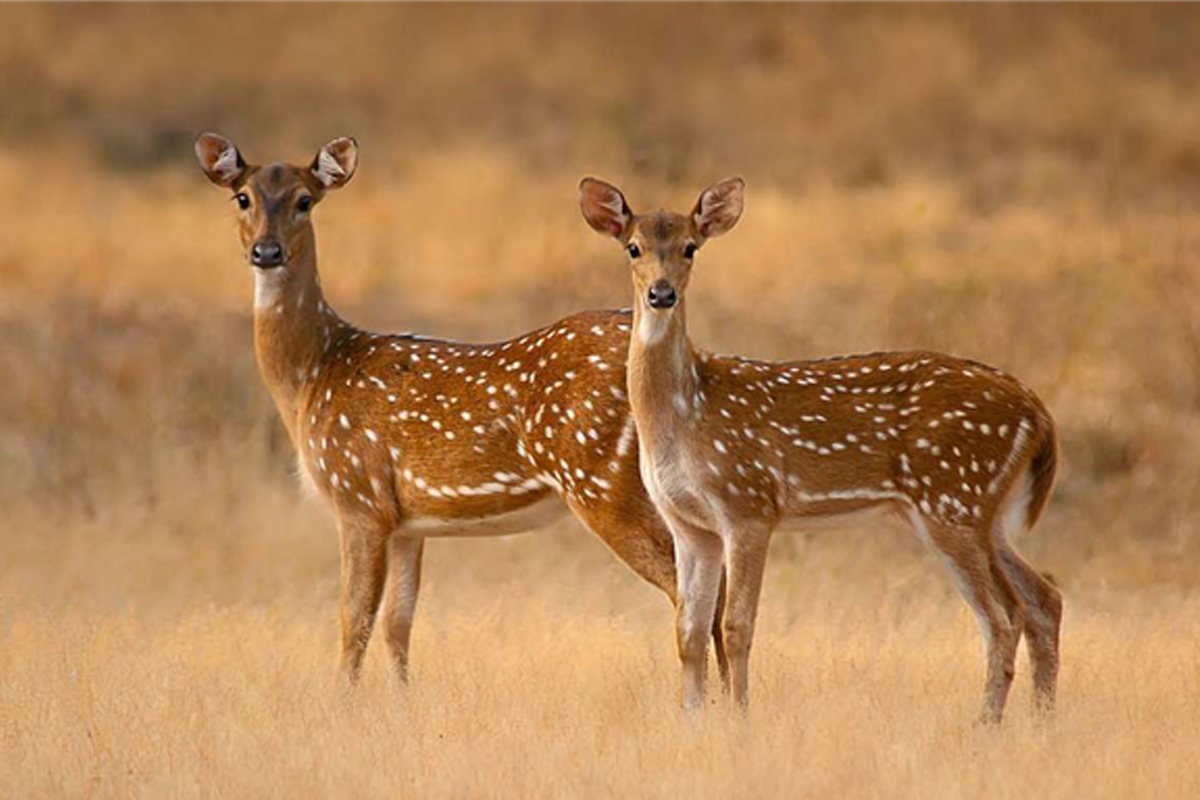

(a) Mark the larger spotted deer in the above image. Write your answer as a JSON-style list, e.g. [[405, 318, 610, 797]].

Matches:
[[580, 177, 1062, 722], [194, 134, 731, 690]]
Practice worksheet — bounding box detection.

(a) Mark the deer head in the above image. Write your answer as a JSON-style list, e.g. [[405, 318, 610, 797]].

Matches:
[[579, 177, 744, 338], [195, 133, 359, 270]]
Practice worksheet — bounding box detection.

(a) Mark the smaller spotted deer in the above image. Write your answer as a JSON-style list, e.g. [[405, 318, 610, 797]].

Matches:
[[194, 135, 733, 692], [581, 177, 1062, 722]]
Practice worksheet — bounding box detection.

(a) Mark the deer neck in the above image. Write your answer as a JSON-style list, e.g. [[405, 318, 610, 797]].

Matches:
[[251, 232, 345, 441], [627, 298, 700, 457]]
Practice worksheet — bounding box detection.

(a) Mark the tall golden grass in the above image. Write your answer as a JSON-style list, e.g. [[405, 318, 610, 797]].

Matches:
[[2, 5, 1200, 797]]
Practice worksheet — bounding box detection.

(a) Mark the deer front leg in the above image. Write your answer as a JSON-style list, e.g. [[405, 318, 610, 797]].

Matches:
[[382, 535, 424, 686], [721, 530, 771, 708], [337, 516, 390, 691], [671, 521, 725, 712], [566, 496, 731, 694]]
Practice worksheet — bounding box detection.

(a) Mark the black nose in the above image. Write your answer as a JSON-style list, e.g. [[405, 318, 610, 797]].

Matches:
[[251, 240, 284, 268], [647, 280, 677, 309]]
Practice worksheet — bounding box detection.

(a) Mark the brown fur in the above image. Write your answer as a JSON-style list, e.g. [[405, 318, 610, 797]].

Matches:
[[581, 176, 1063, 721], [196, 135, 730, 691]]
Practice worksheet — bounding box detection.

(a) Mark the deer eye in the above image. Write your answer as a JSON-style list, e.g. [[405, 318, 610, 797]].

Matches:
[[296, 195, 314, 213], [683, 243, 698, 259], [234, 193, 251, 210], [626, 243, 642, 259]]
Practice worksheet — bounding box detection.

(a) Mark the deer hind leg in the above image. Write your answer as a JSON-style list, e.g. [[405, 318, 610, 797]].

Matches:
[[337, 517, 390, 691], [993, 474, 1063, 713], [720, 530, 770, 708], [712, 577, 731, 695], [382, 535, 425, 686], [916, 515, 1022, 724], [671, 521, 725, 711], [996, 546, 1061, 712]]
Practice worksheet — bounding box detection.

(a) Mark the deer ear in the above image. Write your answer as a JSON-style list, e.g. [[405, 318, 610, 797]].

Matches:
[[195, 132, 245, 187], [311, 137, 359, 189], [579, 178, 633, 239], [692, 178, 744, 240]]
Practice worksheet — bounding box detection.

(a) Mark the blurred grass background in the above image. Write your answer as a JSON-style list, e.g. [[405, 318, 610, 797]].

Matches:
[[4, 4, 1200, 585], [2, 6, 1200, 797]]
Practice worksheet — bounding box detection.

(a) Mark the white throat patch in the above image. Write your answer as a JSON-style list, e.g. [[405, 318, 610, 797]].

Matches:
[[637, 305, 670, 345], [254, 267, 289, 310]]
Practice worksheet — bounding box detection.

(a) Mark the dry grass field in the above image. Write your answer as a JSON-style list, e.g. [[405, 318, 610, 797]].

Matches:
[[3, 5, 1200, 797]]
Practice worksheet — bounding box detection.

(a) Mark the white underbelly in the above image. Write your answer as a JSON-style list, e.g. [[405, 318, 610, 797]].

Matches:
[[400, 494, 568, 538], [777, 502, 898, 535]]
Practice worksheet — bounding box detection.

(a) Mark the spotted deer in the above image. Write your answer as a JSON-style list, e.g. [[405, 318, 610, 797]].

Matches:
[[580, 177, 1062, 722], [194, 134, 731, 690]]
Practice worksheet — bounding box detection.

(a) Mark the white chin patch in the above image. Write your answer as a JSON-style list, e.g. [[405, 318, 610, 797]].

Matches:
[[253, 267, 289, 310], [638, 304, 670, 345]]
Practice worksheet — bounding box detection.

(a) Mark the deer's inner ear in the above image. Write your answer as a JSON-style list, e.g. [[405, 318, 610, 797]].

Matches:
[[196, 133, 246, 187], [312, 137, 359, 189], [580, 178, 632, 239], [692, 178, 745, 240]]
